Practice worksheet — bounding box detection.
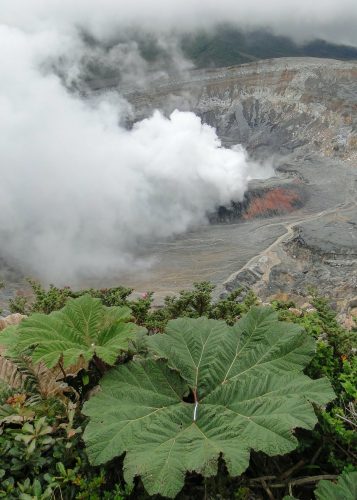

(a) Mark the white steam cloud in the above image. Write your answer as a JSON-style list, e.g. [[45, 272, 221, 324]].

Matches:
[[0, 22, 272, 283]]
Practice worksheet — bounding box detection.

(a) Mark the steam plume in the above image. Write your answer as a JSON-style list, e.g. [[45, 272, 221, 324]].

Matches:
[[0, 10, 276, 283]]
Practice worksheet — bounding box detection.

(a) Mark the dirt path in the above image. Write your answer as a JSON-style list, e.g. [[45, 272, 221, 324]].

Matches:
[[218, 200, 357, 295]]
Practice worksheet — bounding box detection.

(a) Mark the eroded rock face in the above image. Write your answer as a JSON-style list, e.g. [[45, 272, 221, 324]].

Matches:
[[125, 58, 357, 163]]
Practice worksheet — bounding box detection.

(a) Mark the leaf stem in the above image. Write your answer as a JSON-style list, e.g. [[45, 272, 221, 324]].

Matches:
[[93, 355, 105, 376], [58, 360, 67, 379], [193, 388, 198, 421]]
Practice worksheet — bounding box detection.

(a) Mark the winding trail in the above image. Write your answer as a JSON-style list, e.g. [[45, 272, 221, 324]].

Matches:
[[219, 199, 357, 294]]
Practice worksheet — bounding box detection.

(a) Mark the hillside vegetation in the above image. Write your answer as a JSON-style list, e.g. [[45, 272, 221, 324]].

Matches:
[[181, 26, 357, 68], [0, 280, 356, 498]]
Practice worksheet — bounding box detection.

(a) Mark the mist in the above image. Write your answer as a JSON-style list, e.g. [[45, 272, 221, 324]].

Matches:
[[0, 20, 274, 283]]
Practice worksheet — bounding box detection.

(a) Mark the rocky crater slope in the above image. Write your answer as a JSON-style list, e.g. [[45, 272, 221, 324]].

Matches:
[[126, 58, 357, 160], [119, 58, 357, 313], [1, 58, 356, 318]]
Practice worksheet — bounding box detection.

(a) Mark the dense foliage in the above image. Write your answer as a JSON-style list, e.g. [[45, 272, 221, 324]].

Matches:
[[0, 280, 356, 499]]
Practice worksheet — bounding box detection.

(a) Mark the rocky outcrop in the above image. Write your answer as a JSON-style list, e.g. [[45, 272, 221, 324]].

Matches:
[[291, 208, 357, 258], [0, 313, 26, 332], [209, 178, 307, 223]]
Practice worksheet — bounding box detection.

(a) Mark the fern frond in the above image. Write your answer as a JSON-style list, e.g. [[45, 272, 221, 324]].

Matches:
[[0, 351, 82, 401], [0, 355, 24, 389]]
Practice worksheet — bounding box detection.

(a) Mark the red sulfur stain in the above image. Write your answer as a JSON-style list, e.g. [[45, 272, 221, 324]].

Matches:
[[243, 188, 301, 220]]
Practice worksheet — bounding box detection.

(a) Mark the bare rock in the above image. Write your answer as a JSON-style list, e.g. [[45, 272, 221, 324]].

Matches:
[[288, 307, 303, 317], [0, 313, 26, 332]]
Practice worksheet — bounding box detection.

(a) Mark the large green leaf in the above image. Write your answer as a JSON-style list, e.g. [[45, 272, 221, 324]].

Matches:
[[1, 295, 145, 368], [83, 307, 335, 498], [315, 471, 357, 500]]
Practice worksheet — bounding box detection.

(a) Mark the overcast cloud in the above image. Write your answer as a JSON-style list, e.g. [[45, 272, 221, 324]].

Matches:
[[2, 0, 357, 45]]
